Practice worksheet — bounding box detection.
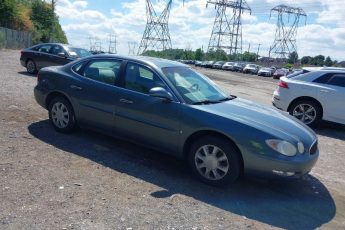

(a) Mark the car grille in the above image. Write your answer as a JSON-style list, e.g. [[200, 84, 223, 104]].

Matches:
[[309, 140, 318, 155]]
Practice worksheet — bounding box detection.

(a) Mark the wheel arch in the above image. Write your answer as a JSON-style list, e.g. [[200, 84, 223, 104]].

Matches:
[[183, 130, 244, 173], [287, 96, 323, 119], [45, 91, 73, 111]]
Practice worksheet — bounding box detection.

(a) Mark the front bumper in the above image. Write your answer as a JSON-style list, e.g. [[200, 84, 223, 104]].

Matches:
[[240, 144, 319, 179]]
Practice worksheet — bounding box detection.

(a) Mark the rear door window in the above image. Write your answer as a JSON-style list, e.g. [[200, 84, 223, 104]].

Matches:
[[82, 60, 122, 85], [327, 74, 345, 87], [38, 45, 52, 53]]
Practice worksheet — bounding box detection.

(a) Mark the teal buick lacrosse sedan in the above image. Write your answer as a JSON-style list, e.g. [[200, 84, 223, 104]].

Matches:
[[34, 55, 319, 186]]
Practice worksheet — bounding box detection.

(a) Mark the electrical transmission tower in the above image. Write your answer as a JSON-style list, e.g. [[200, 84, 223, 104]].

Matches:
[[128, 42, 137, 55], [138, 0, 173, 55], [108, 34, 117, 54], [89, 37, 102, 53], [269, 5, 307, 59], [207, 0, 251, 56]]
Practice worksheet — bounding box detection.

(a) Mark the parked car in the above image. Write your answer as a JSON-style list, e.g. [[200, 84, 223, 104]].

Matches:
[[272, 70, 345, 126], [34, 55, 319, 186], [205, 61, 215, 68], [273, 69, 289, 79], [20, 43, 91, 74], [194, 61, 203, 67], [232, 62, 246, 72], [212, 61, 225, 69], [200, 61, 208, 68], [243, 64, 259, 74], [222, 62, 234, 71], [257, 67, 275, 77]]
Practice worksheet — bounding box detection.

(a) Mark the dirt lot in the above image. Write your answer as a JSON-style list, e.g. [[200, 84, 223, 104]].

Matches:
[[1, 50, 345, 229]]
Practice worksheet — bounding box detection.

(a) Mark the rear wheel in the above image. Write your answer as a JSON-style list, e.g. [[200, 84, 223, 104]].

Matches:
[[26, 59, 37, 74], [188, 136, 241, 186], [48, 97, 76, 133], [289, 99, 322, 126]]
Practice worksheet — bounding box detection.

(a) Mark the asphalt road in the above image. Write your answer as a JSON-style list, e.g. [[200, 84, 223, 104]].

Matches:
[[1, 50, 345, 229]]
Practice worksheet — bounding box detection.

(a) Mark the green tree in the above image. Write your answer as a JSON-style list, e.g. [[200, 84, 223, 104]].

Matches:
[[194, 48, 203, 61], [240, 51, 257, 62], [324, 56, 333, 67], [288, 51, 299, 64], [0, 0, 20, 28], [301, 56, 312, 65]]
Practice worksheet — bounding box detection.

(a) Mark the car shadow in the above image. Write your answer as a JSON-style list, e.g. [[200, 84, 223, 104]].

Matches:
[[314, 122, 345, 141], [17, 71, 35, 77], [28, 120, 336, 230]]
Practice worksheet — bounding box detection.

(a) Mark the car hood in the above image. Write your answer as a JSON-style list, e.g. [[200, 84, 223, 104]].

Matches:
[[259, 69, 270, 72], [197, 98, 316, 143]]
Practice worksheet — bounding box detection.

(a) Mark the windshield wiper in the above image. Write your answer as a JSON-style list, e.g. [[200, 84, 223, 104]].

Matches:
[[192, 100, 218, 105]]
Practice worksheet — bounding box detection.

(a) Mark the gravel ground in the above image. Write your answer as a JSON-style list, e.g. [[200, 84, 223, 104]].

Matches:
[[0, 50, 345, 229]]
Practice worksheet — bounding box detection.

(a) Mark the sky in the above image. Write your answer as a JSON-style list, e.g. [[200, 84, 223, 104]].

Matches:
[[55, 0, 345, 60]]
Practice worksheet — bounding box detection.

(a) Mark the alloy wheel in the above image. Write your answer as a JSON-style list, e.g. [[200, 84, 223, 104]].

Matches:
[[194, 145, 229, 181], [293, 104, 317, 125]]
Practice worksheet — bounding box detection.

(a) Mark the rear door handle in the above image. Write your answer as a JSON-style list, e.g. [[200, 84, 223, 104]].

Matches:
[[70, 85, 82, 90], [119, 99, 133, 104]]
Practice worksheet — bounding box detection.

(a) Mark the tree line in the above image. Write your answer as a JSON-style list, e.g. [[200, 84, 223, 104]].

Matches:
[[0, 0, 67, 44], [142, 48, 259, 62]]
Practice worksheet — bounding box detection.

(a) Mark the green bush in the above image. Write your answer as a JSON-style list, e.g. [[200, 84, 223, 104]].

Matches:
[[0, 31, 6, 49]]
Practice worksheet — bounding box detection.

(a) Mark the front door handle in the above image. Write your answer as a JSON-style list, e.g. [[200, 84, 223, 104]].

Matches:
[[320, 89, 329, 93], [70, 85, 82, 90], [119, 98, 133, 104]]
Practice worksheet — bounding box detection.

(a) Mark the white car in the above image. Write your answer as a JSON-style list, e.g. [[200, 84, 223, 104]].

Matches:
[[222, 62, 234, 70], [272, 70, 345, 126]]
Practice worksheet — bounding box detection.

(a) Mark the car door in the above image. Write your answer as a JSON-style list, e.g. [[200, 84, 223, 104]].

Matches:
[[114, 61, 182, 154], [49, 45, 71, 66], [318, 73, 345, 124], [68, 58, 124, 131], [36, 44, 53, 69]]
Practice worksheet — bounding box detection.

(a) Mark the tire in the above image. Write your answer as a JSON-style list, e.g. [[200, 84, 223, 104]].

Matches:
[[188, 136, 242, 186], [26, 59, 37, 74], [48, 97, 76, 133], [288, 99, 322, 126]]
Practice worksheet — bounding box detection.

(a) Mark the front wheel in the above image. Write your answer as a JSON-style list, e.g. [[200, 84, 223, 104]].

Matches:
[[188, 136, 242, 186], [288, 99, 322, 126], [48, 97, 76, 133]]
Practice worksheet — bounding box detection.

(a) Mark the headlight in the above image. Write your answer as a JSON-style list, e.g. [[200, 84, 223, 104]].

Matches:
[[265, 139, 297, 156]]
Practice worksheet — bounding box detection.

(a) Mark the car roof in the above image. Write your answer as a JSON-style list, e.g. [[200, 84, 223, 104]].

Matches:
[[90, 54, 187, 69]]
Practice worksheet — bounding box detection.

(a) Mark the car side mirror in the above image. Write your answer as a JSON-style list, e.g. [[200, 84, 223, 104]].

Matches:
[[57, 52, 67, 58], [149, 87, 173, 102]]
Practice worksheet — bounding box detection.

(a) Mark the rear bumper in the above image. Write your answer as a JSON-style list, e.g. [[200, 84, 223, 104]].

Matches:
[[20, 59, 26, 67], [34, 85, 48, 109], [272, 89, 290, 111]]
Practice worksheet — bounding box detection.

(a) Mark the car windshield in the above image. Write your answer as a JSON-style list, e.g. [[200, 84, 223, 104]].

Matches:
[[66, 47, 91, 58], [162, 67, 230, 104]]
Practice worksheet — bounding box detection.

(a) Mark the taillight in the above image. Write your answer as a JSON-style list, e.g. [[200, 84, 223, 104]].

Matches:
[[278, 81, 289, 89]]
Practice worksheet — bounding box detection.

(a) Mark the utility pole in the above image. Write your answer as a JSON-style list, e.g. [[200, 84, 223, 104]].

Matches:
[[247, 43, 250, 53], [256, 43, 261, 60], [128, 42, 137, 55], [51, 0, 57, 42]]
